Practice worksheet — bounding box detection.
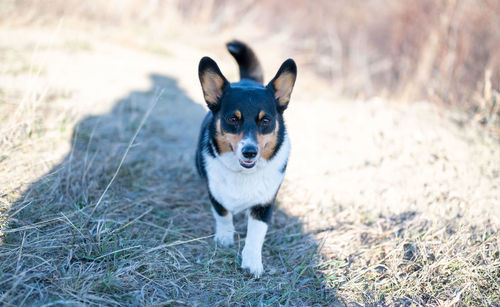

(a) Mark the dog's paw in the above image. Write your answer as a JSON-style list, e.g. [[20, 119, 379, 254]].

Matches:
[[241, 248, 264, 278], [214, 230, 234, 247]]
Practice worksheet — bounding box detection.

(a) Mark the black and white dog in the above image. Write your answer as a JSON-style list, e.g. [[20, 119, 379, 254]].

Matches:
[[195, 41, 297, 277]]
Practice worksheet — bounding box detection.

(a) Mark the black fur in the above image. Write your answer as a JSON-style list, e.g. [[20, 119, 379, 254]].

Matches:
[[195, 41, 297, 276], [195, 113, 211, 178], [280, 158, 288, 173], [267, 59, 297, 112], [209, 191, 228, 216], [250, 203, 273, 223], [196, 43, 296, 168], [195, 40, 297, 219], [198, 57, 229, 112], [196, 82, 288, 162], [226, 40, 263, 83]]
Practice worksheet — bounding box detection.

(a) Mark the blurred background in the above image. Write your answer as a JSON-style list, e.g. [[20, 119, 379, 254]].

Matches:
[[2, 0, 499, 117]]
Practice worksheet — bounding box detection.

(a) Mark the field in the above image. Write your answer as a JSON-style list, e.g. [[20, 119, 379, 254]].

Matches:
[[0, 2, 499, 306]]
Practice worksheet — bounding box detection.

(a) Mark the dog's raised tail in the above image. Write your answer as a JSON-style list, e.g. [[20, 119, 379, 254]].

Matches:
[[226, 40, 263, 83]]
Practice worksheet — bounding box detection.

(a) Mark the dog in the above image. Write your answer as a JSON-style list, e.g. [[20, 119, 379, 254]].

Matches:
[[195, 40, 297, 277]]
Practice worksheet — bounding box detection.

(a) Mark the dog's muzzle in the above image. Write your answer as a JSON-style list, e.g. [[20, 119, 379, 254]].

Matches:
[[239, 144, 258, 168]]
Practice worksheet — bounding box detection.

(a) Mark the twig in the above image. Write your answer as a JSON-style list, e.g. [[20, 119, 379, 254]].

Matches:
[[84, 89, 164, 226], [145, 234, 215, 254]]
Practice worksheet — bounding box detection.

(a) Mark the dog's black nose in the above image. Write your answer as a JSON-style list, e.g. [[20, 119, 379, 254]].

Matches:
[[242, 145, 258, 159]]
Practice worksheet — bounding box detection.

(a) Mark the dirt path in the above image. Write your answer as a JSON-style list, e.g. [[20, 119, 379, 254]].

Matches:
[[287, 97, 499, 228], [1, 26, 499, 305]]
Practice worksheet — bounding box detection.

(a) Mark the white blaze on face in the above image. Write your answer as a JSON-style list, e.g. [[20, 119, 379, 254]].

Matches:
[[236, 136, 259, 161]]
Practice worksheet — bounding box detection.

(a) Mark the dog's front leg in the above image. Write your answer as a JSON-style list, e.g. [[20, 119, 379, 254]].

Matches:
[[241, 204, 272, 277], [209, 193, 234, 247]]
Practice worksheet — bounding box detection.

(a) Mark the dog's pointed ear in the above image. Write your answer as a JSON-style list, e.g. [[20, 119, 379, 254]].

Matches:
[[267, 59, 297, 112], [199, 57, 229, 111]]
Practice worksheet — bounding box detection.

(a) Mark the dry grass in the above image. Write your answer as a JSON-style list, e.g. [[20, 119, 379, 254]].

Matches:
[[283, 97, 500, 305], [1, 2, 499, 306], [0, 25, 329, 305]]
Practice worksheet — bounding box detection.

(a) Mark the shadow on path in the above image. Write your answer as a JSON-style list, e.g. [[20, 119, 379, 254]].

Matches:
[[0, 74, 335, 305]]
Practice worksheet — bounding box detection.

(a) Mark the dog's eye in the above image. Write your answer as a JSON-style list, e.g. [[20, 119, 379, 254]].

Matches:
[[227, 116, 239, 124], [261, 117, 271, 125]]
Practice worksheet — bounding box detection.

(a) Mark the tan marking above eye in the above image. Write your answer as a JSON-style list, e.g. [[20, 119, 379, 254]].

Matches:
[[258, 120, 279, 160], [258, 110, 265, 120], [215, 118, 243, 154], [234, 110, 242, 119]]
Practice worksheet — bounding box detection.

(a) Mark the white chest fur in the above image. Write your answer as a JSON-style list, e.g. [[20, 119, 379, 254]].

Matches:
[[204, 135, 290, 214]]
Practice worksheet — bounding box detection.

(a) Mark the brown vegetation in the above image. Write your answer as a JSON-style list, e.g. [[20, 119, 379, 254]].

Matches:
[[5, 0, 499, 109], [0, 1, 499, 306]]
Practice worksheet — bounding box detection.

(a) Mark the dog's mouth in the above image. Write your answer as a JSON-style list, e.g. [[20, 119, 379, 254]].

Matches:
[[239, 159, 256, 169]]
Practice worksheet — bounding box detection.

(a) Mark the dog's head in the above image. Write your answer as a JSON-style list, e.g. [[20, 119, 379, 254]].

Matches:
[[199, 57, 296, 169]]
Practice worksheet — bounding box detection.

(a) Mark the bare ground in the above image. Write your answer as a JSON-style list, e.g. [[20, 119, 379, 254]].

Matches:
[[0, 25, 499, 306]]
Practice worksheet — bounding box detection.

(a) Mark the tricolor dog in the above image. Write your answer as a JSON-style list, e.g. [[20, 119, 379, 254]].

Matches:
[[195, 41, 297, 277]]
